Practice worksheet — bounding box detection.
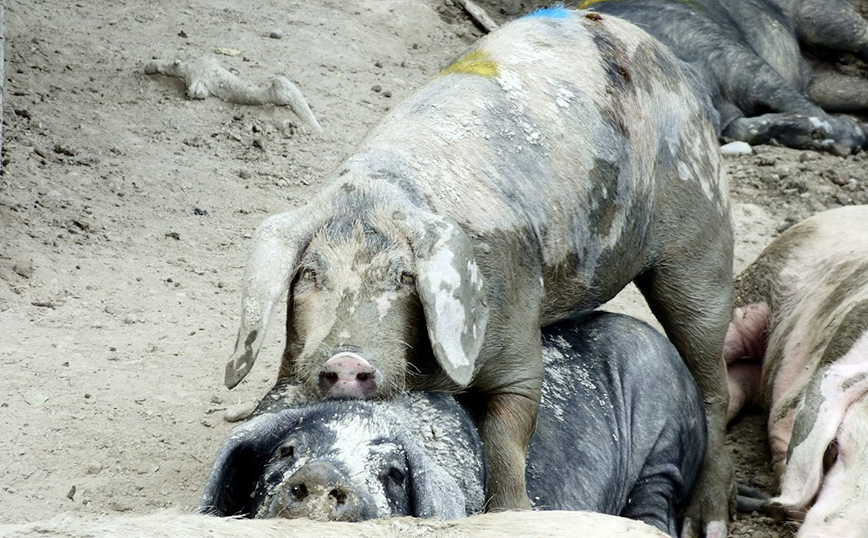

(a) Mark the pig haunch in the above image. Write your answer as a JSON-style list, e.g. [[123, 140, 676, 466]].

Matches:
[[203, 313, 707, 538], [224, 7, 733, 531], [725, 205, 868, 538]]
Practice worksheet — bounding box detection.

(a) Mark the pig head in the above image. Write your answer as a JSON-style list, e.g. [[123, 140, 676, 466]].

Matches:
[[725, 205, 868, 537], [224, 200, 487, 400], [200, 389, 485, 521]]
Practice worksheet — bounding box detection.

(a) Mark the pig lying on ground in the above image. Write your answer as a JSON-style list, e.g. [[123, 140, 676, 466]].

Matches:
[[725, 205, 868, 537], [582, 0, 868, 154], [0, 510, 670, 538], [223, 7, 734, 532], [204, 313, 707, 538]]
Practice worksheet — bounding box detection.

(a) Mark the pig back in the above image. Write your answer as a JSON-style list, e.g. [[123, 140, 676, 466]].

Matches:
[[330, 10, 726, 309]]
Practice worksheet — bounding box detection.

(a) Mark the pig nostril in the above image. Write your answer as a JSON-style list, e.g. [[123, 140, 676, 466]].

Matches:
[[291, 484, 309, 501], [356, 372, 371, 382], [329, 488, 348, 505], [320, 372, 339, 384]]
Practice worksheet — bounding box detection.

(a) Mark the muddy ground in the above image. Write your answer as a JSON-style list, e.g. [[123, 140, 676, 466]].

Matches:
[[2, 1, 868, 536]]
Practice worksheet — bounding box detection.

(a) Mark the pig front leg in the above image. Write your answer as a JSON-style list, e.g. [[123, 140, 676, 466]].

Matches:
[[467, 324, 545, 511], [636, 244, 735, 538]]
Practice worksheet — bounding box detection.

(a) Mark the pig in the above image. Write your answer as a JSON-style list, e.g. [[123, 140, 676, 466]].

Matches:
[[203, 313, 707, 538], [223, 7, 734, 532], [581, 0, 868, 154], [724, 205, 868, 537], [0, 510, 671, 538]]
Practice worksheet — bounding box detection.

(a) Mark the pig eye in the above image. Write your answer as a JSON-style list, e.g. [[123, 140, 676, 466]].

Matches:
[[823, 439, 839, 472], [300, 268, 317, 284], [383, 465, 406, 485], [400, 272, 415, 287], [277, 444, 296, 460]]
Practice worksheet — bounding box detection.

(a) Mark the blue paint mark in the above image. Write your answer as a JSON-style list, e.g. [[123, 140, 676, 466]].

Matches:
[[524, 5, 570, 19]]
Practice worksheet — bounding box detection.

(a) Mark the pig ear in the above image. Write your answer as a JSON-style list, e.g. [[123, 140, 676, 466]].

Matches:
[[400, 434, 467, 519], [225, 209, 322, 389], [774, 360, 868, 510], [408, 214, 488, 387], [199, 410, 303, 516]]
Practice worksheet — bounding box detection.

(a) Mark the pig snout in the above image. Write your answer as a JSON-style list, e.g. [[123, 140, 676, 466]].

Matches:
[[269, 461, 372, 521], [318, 353, 382, 399]]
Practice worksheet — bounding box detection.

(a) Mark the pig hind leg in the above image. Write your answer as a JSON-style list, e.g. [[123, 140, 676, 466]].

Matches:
[[635, 242, 734, 537], [620, 477, 680, 537], [789, 0, 868, 63], [806, 70, 868, 113]]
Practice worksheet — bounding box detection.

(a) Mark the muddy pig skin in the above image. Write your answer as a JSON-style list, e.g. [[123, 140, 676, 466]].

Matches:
[[202, 313, 707, 538], [582, 0, 868, 154], [222, 6, 733, 525], [725, 206, 868, 537]]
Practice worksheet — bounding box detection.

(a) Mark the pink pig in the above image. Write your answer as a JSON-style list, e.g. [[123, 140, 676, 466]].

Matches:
[[725, 205, 868, 537]]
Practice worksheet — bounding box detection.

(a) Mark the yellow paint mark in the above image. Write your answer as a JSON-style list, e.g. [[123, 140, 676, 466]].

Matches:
[[440, 50, 499, 78]]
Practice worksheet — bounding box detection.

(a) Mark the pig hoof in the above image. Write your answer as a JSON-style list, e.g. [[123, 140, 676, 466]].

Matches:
[[319, 353, 381, 398]]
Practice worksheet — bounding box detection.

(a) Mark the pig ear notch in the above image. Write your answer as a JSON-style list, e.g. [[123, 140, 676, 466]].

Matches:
[[411, 216, 488, 387]]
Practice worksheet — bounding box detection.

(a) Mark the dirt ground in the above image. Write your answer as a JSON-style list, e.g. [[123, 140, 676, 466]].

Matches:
[[2, 0, 867, 536]]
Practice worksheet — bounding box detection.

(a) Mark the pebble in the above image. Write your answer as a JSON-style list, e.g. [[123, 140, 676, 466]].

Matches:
[[269, 29, 284, 39], [86, 463, 103, 475], [13, 259, 34, 279], [224, 402, 255, 422], [720, 141, 753, 156]]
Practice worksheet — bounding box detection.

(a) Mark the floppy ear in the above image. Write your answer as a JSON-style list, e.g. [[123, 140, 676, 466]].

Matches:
[[404, 213, 488, 387], [400, 434, 468, 519], [225, 209, 323, 389], [199, 410, 304, 516], [774, 359, 868, 511]]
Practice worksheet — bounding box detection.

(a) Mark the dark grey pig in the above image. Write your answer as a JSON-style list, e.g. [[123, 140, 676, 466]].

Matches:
[[223, 7, 733, 526], [203, 313, 707, 538], [581, 0, 868, 154]]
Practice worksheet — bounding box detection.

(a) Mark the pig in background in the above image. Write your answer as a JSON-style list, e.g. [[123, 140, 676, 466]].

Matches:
[[725, 205, 868, 537], [223, 7, 734, 532], [583, 0, 868, 154], [202, 313, 707, 538]]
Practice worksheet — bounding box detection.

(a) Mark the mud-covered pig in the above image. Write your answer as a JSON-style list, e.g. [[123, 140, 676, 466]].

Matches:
[[204, 313, 707, 538], [223, 7, 733, 525], [582, 0, 868, 154], [725, 206, 868, 537]]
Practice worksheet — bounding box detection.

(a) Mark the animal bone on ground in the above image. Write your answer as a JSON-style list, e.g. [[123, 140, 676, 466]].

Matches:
[[144, 57, 322, 132]]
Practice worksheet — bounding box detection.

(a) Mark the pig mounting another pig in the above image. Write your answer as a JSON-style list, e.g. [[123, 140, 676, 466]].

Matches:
[[725, 206, 868, 537], [583, 0, 868, 154], [203, 313, 707, 538], [223, 7, 734, 534]]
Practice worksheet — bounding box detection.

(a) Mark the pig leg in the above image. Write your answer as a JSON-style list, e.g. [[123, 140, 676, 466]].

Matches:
[[787, 0, 868, 62], [717, 55, 868, 152], [621, 471, 683, 537], [806, 70, 868, 113], [635, 255, 734, 538]]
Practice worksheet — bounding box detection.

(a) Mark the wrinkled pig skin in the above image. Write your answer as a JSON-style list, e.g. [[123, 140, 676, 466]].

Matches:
[[203, 313, 707, 538], [725, 205, 868, 537], [583, 0, 868, 154], [223, 7, 734, 522]]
